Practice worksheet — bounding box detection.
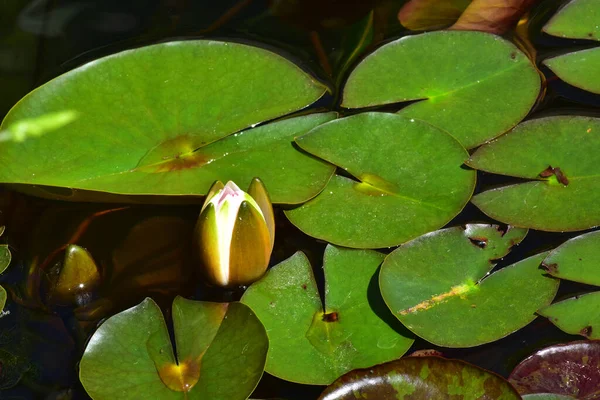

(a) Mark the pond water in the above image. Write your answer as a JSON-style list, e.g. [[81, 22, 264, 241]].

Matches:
[[1, 0, 600, 399]]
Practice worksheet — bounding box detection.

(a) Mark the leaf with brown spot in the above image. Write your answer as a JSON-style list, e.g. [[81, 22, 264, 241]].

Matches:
[[79, 297, 268, 399], [509, 340, 600, 399], [319, 357, 521, 399], [380, 224, 559, 347], [538, 292, 600, 340]]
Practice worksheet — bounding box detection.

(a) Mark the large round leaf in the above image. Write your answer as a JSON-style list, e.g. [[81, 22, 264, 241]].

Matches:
[[241, 245, 414, 385], [319, 357, 521, 400], [543, 0, 600, 94], [79, 297, 268, 400], [538, 292, 600, 339], [0, 40, 328, 203], [342, 31, 540, 149], [284, 113, 476, 248], [380, 224, 559, 347], [509, 340, 600, 399], [542, 230, 600, 285], [469, 116, 600, 231]]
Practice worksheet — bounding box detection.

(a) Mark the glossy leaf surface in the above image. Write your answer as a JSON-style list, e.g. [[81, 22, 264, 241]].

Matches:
[[543, 0, 600, 94], [509, 340, 600, 399], [542, 230, 600, 285], [0, 41, 328, 203], [241, 245, 414, 385], [285, 113, 476, 248], [80, 297, 268, 399], [538, 292, 600, 339], [380, 224, 559, 347], [319, 357, 521, 400], [343, 31, 540, 148], [469, 116, 600, 231]]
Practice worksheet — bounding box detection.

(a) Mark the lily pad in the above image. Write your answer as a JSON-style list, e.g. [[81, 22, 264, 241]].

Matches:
[[509, 340, 600, 399], [538, 292, 600, 339], [542, 230, 600, 285], [0, 40, 328, 203], [284, 113, 476, 248], [342, 31, 540, 149], [79, 297, 268, 400], [0, 226, 10, 274], [241, 245, 414, 385], [469, 116, 600, 232], [318, 356, 521, 400], [380, 224, 560, 347], [542, 0, 600, 94]]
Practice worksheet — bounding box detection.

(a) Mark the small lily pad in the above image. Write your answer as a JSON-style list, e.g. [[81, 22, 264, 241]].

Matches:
[[0, 40, 328, 203], [241, 245, 414, 385], [0, 226, 10, 274], [542, 0, 600, 94], [542, 230, 600, 285], [79, 297, 268, 400], [380, 224, 560, 347], [343, 31, 540, 148], [285, 113, 476, 248], [538, 292, 600, 339], [318, 356, 521, 399], [469, 116, 600, 232], [509, 340, 600, 399]]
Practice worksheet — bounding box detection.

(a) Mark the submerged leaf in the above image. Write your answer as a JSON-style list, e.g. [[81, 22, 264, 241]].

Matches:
[[398, 0, 471, 30], [79, 297, 268, 399], [451, 0, 539, 34], [241, 245, 414, 385], [319, 356, 521, 399]]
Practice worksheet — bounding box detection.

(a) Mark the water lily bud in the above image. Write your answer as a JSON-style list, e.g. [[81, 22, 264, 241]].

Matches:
[[48, 244, 101, 306], [194, 178, 275, 287]]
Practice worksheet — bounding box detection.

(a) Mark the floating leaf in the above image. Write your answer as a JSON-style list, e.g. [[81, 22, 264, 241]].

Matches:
[[343, 31, 540, 149], [380, 224, 559, 347], [241, 245, 414, 385], [538, 292, 600, 339], [542, 230, 600, 285], [398, 0, 471, 31], [509, 340, 600, 399], [469, 116, 600, 231], [285, 113, 476, 248], [318, 356, 521, 400], [79, 297, 268, 399], [542, 0, 600, 94], [0, 41, 328, 203]]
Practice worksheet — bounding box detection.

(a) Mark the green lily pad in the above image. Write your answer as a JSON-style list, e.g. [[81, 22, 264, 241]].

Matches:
[[542, 230, 600, 285], [542, 0, 600, 94], [79, 297, 268, 400], [509, 340, 600, 399], [380, 224, 560, 347], [469, 116, 600, 232], [318, 356, 521, 400], [538, 292, 600, 339], [284, 113, 476, 248], [0, 40, 328, 203], [342, 31, 540, 149], [0, 226, 10, 274], [241, 245, 414, 385]]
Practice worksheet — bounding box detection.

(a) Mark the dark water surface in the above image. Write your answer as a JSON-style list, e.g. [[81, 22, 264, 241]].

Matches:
[[1, 0, 600, 398]]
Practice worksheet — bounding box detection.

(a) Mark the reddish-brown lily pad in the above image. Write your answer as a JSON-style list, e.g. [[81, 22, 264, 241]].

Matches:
[[319, 356, 521, 399], [509, 340, 600, 399]]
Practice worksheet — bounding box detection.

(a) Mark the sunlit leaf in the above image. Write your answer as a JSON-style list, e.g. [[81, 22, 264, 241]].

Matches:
[[241, 245, 414, 385], [0, 41, 328, 203], [343, 31, 540, 148], [79, 297, 268, 399], [469, 116, 600, 231], [319, 356, 521, 399], [285, 113, 475, 248], [509, 340, 600, 399], [380, 224, 559, 347]]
